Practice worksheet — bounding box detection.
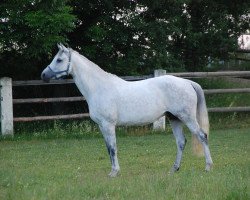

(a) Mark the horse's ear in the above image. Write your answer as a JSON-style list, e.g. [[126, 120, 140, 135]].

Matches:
[[61, 44, 69, 53], [57, 43, 69, 53], [57, 43, 63, 50]]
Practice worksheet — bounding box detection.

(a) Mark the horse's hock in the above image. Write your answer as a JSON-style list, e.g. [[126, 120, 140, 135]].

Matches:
[[0, 77, 14, 136]]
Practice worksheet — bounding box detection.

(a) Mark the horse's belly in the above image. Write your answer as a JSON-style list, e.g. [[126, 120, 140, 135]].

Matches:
[[116, 97, 166, 126], [117, 113, 164, 126]]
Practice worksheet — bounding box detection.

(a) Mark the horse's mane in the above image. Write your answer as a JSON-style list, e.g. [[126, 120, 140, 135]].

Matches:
[[72, 49, 121, 80]]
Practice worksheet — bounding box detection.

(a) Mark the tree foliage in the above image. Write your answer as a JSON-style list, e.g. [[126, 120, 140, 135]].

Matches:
[[0, 0, 75, 57], [0, 0, 249, 79], [0, 0, 75, 79], [67, 0, 249, 74]]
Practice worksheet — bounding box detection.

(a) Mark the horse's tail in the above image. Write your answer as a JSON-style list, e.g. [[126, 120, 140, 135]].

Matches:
[[191, 81, 209, 156]]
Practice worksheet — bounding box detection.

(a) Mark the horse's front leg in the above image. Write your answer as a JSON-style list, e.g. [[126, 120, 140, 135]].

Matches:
[[99, 123, 120, 177]]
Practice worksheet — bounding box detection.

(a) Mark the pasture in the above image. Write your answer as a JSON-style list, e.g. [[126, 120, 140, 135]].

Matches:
[[0, 127, 249, 200]]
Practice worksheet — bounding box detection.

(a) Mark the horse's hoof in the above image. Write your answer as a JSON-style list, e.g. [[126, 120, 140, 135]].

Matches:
[[108, 170, 119, 178], [168, 166, 179, 175], [205, 163, 213, 172]]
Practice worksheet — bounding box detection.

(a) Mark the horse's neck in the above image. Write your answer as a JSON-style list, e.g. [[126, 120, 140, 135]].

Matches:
[[70, 52, 121, 101]]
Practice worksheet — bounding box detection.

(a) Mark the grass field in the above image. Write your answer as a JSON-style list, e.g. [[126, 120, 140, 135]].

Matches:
[[0, 128, 249, 200]]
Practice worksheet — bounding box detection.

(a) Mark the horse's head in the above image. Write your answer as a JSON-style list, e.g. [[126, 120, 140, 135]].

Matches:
[[41, 44, 72, 82]]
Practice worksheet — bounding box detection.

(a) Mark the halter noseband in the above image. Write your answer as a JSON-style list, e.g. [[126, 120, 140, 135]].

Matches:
[[48, 50, 72, 79]]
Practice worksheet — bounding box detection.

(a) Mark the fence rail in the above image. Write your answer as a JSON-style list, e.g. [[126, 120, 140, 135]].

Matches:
[[203, 88, 250, 94], [208, 107, 250, 113], [12, 106, 250, 123], [12, 71, 250, 86], [14, 113, 90, 122], [13, 96, 85, 104], [1, 70, 250, 135], [12, 88, 250, 105]]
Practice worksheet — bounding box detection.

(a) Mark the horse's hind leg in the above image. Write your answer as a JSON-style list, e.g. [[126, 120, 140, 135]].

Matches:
[[169, 119, 187, 174], [185, 119, 213, 171]]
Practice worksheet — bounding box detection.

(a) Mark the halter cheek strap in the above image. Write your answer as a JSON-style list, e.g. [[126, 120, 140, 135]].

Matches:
[[48, 51, 72, 79]]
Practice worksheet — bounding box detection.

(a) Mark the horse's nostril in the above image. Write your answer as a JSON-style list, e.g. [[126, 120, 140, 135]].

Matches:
[[41, 72, 47, 81]]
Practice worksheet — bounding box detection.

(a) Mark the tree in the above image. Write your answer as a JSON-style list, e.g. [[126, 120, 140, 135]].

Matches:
[[124, 0, 250, 71], [67, 0, 250, 74], [0, 0, 75, 79], [168, 0, 250, 71], [0, 0, 249, 79], [67, 0, 142, 75]]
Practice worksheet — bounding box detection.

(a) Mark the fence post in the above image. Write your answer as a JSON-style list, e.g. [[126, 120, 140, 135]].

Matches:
[[153, 69, 166, 131], [0, 77, 14, 136]]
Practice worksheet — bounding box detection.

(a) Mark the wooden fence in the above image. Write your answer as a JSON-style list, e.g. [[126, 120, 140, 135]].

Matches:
[[1, 70, 250, 135]]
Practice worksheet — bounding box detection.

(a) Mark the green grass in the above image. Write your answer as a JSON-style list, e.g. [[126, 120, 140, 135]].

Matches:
[[0, 128, 249, 200]]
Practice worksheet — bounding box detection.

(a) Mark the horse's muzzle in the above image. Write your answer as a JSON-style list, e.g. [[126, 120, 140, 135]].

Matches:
[[41, 67, 53, 82]]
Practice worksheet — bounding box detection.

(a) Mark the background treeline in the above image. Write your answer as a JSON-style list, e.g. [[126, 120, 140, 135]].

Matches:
[[0, 0, 249, 80]]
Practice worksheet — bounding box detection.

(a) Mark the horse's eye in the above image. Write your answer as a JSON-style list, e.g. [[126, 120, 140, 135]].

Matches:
[[57, 58, 63, 63]]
